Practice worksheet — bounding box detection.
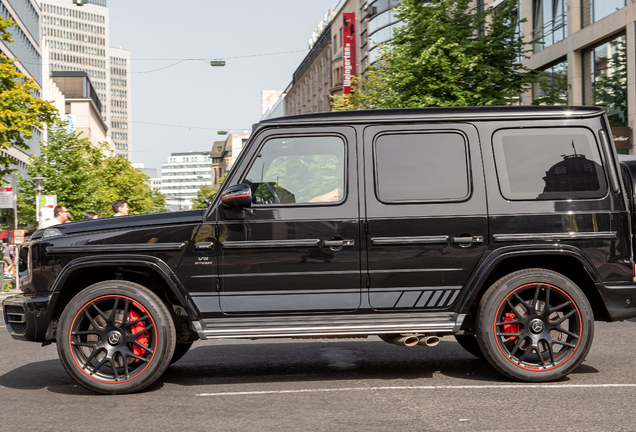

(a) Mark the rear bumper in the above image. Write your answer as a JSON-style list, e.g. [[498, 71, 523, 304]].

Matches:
[[2, 293, 54, 342], [599, 283, 636, 321]]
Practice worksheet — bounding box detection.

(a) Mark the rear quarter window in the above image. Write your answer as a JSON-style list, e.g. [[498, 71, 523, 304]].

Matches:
[[492, 128, 608, 200]]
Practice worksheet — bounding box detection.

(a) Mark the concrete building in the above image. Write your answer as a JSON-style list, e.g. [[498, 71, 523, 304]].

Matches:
[[51, 71, 109, 149], [40, 0, 132, 159], [0, 0, 43, 174], [160, 152, 212, 211]]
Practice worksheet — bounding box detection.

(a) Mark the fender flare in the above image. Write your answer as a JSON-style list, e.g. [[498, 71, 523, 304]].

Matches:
[[45, 254, 203, 323], [455, 244, 602, 315]]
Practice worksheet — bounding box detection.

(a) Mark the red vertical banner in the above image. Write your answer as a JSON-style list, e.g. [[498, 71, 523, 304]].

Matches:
[[342, 13, 356, 95]]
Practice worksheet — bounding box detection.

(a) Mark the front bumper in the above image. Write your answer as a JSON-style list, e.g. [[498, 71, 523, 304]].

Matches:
[[2, 293, 54, 342]]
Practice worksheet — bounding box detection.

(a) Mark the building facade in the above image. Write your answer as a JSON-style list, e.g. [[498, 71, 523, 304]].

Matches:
[[41, 0, 132, 159], [0, 0, 43, 174], [160, 152, 212, 211]]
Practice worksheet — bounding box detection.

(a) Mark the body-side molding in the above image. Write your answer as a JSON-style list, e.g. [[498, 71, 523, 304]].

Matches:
[[370, 236, 449, 245], [222, 239, 321, 249], [493, 232, 617, 242], [47, 243, 186, 254]]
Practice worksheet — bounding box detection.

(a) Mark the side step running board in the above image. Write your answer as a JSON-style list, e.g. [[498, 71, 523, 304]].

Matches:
[[196, 312, 465, 339]]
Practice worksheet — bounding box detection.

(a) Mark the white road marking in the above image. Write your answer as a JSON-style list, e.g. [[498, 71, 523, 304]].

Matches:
[[196, 383, 636, 397]]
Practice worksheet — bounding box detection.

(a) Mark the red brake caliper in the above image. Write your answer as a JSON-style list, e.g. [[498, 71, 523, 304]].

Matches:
[[502, 312, 519, 341], [129, 306, 149, 362]]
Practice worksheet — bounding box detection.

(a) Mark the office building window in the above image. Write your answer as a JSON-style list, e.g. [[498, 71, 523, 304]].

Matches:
[[532, 0, 566, 53], [582, 0, 625, 26], [533, 60, 568, 105], [583, 34, 627, 128]]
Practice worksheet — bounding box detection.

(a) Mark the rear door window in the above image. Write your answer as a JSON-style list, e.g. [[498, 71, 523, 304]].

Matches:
[[374, 132, 470, 203], [493, 128, 607, 200]]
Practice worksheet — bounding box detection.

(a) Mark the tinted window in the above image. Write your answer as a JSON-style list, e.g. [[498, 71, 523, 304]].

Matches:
[[243, 136, 345, 205], [374, 132, 470, 202], [493, 128, 607, 200]]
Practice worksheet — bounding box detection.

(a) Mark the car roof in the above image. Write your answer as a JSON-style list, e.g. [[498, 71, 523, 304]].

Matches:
[[257, 106, 605, 129]]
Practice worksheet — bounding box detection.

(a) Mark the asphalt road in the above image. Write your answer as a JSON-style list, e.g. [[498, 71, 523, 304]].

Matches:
[[0, 311, 635, 431]]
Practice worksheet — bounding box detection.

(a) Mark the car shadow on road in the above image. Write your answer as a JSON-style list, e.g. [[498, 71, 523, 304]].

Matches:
[[0, 339, 599, 395]]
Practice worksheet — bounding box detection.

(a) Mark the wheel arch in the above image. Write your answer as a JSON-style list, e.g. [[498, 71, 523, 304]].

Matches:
[[456, 246, 609, 324], [46, 255, 202, 325]]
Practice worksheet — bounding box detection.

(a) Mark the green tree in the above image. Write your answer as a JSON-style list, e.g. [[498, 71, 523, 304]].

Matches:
[[594, 38, 627, 127], [532, 65, 569, 106], [0, 17, 57, 177], [93, 155, 159, 216], [332, 0, 536, 109], [18, 122, 103, 226], [192, 174, 226, 209]]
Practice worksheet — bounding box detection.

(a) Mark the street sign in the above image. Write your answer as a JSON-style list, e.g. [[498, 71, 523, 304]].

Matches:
[[0, 187, 12, 209], [41, 195, 57, 221], [9, 229, 25, 245]]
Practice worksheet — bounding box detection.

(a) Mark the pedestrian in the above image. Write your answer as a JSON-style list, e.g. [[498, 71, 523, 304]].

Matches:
[[41, 205, 70, 228], [83, 212, 98, 220], [112, 200, 129, 216], [2, 243, 13, 274]]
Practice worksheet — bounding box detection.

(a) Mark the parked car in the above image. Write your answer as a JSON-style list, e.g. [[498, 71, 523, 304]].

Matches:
[[5, 105, 636, 394]]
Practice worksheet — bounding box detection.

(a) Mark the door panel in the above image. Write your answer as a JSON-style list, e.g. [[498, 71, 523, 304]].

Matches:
[[363, 124, 488, 310], [217, 128, 361, 314]]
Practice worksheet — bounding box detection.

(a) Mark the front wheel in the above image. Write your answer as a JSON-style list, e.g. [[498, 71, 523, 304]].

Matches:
[[57, 281, 176, 394], [476, 269, 594, 382]]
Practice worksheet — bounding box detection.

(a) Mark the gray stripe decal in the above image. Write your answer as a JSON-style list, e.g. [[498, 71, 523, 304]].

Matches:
[[493, 232, 617, 242], [437, 291, 452, 307], [446, 290, 460, 306], [415, 291, 433, 308], [427, 291, 443, 307]]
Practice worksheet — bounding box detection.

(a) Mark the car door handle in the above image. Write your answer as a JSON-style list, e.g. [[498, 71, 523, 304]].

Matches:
[[452, 236, 483, 244], [323, 239, 355, 248], [194, 242, 214, 250]]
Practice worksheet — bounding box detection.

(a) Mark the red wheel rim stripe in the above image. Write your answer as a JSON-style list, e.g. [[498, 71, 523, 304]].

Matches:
[[69, 294, 158, 384], [493, 283, 583, 372]]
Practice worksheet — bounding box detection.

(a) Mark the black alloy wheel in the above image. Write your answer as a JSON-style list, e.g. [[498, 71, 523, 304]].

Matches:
[[476, 269, 594, 382], [57, 281, 176, 394]]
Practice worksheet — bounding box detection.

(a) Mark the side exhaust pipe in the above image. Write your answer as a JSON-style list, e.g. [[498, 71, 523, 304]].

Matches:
[[418, 335, 441, 347], [378, 334, 419, 347]]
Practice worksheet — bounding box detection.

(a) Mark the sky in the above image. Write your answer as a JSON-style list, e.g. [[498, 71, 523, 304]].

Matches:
[[107, 0, 338, 172]]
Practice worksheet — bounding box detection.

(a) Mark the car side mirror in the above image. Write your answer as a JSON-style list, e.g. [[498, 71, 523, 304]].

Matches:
[[221, 184, 252, 209]]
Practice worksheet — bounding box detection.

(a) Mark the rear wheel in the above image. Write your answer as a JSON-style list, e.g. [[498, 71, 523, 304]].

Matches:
[[476, 269, 594, 382], [57, 280, 176, 394]]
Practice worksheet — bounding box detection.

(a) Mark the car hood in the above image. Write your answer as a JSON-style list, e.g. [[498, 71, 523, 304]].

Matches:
[[31, 209, 206, 239]]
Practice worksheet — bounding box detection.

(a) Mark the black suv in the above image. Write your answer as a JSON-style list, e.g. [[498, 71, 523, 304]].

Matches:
[[5, 106, 636, 394]]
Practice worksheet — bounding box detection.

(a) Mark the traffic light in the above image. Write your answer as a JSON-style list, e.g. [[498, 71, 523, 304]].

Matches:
[[73, 0, 88, 6], [210, 60, 226, 67]]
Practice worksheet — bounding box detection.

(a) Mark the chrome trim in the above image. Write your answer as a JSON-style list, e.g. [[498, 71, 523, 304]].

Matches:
[[46, 243, 186, 253], [222, 239, 321, 249], [493, 232, 617, 242], [202, 322, 457, 339], [371, 236, 449, 245], [368, 268, 461, 274]]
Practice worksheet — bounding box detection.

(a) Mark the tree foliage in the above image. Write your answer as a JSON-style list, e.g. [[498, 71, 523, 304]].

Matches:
[[192, 174, 226, 209], [593, 38, 627, 127], [18, 122, 166, 226], [332, 0, 537, 109], [0, 17, 57, 177]]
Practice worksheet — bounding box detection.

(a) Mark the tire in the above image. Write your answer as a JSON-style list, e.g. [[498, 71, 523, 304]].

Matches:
[[476, 269, 594, 382], [454, 335, 485, 359], [170, 342, 193, 365], [57, 280, 176, 394]]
